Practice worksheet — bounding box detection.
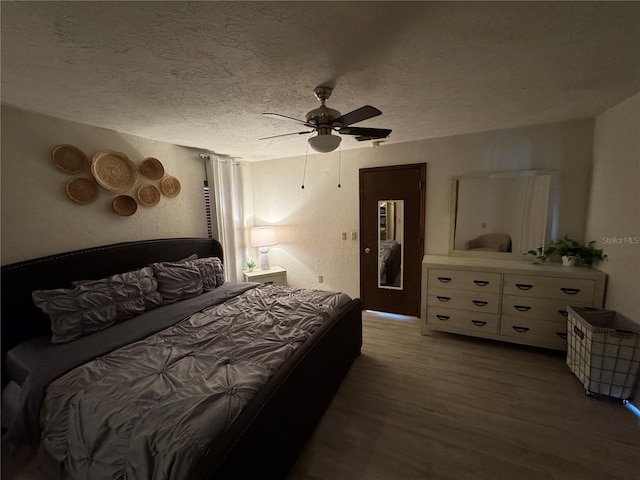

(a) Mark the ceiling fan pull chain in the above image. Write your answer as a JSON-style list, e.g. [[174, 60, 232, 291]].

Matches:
[[337, 146, 342, 188], [301, 143, 309, 189]]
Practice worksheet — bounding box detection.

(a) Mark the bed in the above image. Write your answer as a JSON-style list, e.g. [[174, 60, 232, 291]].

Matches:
[[1, 238, 362, 479]]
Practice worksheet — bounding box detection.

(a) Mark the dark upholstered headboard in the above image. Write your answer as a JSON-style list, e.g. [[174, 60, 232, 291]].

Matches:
[[1, 238, 223, 386]]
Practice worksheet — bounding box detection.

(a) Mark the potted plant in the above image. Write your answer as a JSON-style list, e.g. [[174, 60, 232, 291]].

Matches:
[[246, 259, 256, 272], [525, 245, 547, 264], [574, 240, 608, 266], [545, 236, 582, 266], [529, 235, 607, 266]]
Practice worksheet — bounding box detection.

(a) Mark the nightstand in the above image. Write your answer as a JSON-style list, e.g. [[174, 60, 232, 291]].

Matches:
[[243, 266, 287, 286]]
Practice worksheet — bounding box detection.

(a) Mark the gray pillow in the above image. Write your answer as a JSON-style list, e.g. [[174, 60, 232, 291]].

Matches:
[[193, 257, 225, 291], [32, 267, 162, 344], [151, 261, 203, 304], [71, 254, 197, 287]]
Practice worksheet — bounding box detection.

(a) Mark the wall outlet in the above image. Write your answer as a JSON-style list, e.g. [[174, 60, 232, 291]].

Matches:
[[351, 232, 357, 240], [341, 232, 347, 240], [318, 275, 324, 283]]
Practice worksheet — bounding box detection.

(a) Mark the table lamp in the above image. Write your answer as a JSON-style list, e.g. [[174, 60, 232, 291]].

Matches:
[[250, 226, 277, 270]]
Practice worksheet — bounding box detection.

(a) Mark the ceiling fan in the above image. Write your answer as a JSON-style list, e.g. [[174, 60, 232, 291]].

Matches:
[[259, 86, 392, 153]]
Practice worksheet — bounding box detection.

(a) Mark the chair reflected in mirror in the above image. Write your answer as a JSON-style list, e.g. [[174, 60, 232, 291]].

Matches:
[[464, 233, 512, 252], [378, 200, 404, 289], [379, 240, 402, 286]]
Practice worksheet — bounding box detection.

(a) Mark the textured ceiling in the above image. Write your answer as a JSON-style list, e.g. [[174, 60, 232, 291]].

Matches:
[[2, 1, 639, 162]]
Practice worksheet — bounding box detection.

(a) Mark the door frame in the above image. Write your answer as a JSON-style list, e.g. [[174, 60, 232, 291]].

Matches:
[[359, 163, 426, 317]]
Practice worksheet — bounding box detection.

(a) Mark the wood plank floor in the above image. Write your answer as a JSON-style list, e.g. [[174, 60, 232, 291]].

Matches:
[[287, 311, 640, 480]]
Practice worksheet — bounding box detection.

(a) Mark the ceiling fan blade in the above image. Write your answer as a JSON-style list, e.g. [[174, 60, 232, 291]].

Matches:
[[332, 105, 382, 126], [263, 112, 315, 128], [258, 130, 313, 140], [339, 127, 391, 139]]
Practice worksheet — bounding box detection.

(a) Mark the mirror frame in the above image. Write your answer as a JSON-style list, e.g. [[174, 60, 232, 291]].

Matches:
[[449, 169, 557, 260]]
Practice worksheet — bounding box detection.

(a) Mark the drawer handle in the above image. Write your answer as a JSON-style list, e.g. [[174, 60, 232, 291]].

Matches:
[[472, 300, 488, 307], [512, 326, 530, 333], [437, 277, 452, 283], [515, 283, 533, 290], [558, 309, 568, 317], [514, 305, 531, 312], [556, 332, 568, 340], [573, 325, 584, 340], [471, 320, 487, 327], [436, 296, 451, 302], [436, 314, 450, 321], [560, 288, 581, 295], [473, 280, 489, 287]]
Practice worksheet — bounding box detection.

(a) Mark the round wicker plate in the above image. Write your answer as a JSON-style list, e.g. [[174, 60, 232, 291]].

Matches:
[[65, 178, 99, 204], [112, 195, 138, 216], [137, 184, 161, 207], [140, 157, 165, 180], [91, 151, 137, 193], [160, 175, 181, 197], [52, 144, 88, 174]]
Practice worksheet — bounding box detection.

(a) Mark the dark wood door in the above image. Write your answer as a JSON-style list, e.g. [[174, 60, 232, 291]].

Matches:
[[359, 163, 426, 316]]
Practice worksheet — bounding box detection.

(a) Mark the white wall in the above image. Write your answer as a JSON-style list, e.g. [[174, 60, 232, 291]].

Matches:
[[586, 93, 640, 321], [248, 119, 595, 299], [1, 106, 208, 264]]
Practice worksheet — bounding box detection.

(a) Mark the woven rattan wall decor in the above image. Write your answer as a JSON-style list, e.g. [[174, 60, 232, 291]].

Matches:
[[137, 184, 161, 207], [160, 175, 181, 197], [91, 151, 138, 194], [51, 144, 88, 174], [65, 178, 100, 205], [51, 144, 181, 216], [140, 157, 165, 181], [112, 195, 138, 216]]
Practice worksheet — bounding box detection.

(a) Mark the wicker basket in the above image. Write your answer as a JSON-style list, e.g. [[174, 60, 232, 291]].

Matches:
[[160, 175, 181, 197], [52, 144, 88, 174], [140, 157, 164, 180], [136, 184, 161, 207], [567, 306, 640, 400], [65, 178, 99, 205], [91, 151, 137, 193], [112, 195, 138, 216]]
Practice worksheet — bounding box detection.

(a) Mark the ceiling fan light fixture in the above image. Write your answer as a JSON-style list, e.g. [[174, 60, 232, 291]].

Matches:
[[308, 134, 341, 153]]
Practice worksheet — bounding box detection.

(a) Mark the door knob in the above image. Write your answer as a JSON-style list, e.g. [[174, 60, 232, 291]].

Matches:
[[365, 247, 371, 254]]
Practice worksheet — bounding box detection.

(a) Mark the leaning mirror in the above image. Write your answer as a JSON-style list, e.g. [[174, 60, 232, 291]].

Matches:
[[450, 171, 554, 258], [379, 200, 404, 289]]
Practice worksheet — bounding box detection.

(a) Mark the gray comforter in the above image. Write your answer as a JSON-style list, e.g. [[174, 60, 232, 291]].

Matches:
[[39, 284, 349, 479]]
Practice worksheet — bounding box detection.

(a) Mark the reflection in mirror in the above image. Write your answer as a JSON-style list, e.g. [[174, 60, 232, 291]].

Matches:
[[379, 200, 404, 289], [452, 172, 552, 257]]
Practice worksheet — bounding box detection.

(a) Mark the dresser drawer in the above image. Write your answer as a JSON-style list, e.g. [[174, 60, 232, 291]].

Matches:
[[254, 273, 286, 286], [428, 287, 500, 314], [502, 295, 591, 323], [503, 274, 596, 303], [427, 306, 499, 334], [500, 315, 568, 350], [244, 267, 287, 286], [427, 269, 501, 293]]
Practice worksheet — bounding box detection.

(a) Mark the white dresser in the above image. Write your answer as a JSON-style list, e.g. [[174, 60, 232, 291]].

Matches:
[[422, 255, 606, 350]]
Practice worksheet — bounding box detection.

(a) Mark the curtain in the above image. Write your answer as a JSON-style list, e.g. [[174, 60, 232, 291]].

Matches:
[[519, 175, 551, 254], [205, 156, 246, 282]]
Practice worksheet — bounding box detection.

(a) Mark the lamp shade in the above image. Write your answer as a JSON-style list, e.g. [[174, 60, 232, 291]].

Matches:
[[308, 134, 341, 153], [250, 226, 277, 247]]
